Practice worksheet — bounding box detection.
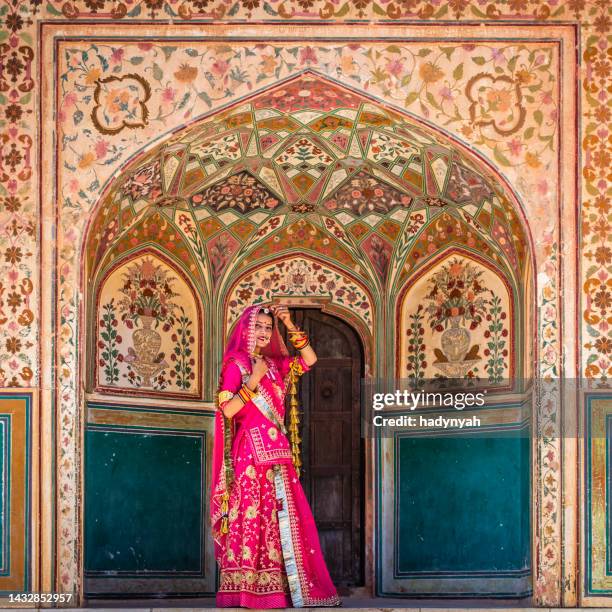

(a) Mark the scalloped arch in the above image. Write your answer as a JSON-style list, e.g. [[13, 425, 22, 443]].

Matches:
[[83, 70, 533, 299], [223, 254, 376, 356]]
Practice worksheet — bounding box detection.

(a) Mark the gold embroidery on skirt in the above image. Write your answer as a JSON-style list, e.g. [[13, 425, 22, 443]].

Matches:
[[219, 568, 289, 594]]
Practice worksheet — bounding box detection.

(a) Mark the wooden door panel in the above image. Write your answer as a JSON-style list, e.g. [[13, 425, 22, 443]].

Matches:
[[312, 474, 345, 521], [312, 474, 353, 522], [311, 419, 353, 467], [284, 308, 364, 588], [310, 420, 345, 466], [319, 530, 344, 574], [311, 366, 352, 412], [309, 331, 351, 358], [319, 529, 358, 583]]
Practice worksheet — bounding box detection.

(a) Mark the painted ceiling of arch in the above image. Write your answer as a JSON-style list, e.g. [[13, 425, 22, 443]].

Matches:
[[88, 72, 528, 293]]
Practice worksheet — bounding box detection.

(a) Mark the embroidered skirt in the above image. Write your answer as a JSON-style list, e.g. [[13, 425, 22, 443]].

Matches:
[[216, 437, 340, 608]]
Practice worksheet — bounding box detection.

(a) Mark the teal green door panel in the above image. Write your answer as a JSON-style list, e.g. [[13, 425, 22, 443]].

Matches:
[[395, 434, 530, 575], [0, 394, 32, 594], [85, 427, 204, 575]]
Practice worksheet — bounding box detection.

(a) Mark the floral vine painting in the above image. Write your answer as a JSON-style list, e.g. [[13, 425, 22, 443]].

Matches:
[[402, 255, 513, 383], [95, 254, 202, 397]]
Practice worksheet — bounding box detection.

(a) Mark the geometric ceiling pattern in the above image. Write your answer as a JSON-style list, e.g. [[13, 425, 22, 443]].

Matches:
[[87, 72, 529, 295]]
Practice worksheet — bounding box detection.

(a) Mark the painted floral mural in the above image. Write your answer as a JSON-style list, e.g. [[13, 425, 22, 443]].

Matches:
[[58, 48, 559, 601], [95, 254, 202, 397], [401, 254, 513, 383]]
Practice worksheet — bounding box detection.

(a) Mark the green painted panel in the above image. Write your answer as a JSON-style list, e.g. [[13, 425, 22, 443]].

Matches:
[[607, 415, 612, 575], [585, 394, 612, 595], [0, 394, 32, 592], [396, 434, 530, 574], [85, 428, 204, 573], [0, 419, 5, 573]]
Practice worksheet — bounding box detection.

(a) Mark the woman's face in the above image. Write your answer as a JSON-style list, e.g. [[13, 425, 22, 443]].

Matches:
[[254, 312, 273, 349]]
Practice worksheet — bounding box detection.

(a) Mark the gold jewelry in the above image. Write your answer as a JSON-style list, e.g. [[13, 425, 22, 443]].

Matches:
[[287, 361, 302, 478], [220, 490, 230, 534], [238, 383, 257, 405], [218, 390, 234, 406], [289, 330, 309, 350], [290, 356, 305, 376]]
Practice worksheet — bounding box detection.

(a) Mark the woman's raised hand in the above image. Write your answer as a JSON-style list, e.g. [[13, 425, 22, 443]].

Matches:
[[271, 304, 293, 328], [251, 355, 269, 382]]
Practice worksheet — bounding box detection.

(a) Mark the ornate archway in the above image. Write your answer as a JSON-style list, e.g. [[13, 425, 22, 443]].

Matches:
[[80, 70, 535, 600]]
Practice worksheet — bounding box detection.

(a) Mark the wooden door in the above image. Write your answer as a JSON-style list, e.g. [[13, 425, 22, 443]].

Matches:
[[283, 309, 364, 589]]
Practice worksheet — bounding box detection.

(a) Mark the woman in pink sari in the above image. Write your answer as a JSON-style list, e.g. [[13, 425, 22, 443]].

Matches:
[[211, 303, 341, 608]]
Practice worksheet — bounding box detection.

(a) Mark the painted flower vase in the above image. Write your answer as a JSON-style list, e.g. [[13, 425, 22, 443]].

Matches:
[[440, 316, 470, 363], [132, 315, 163, 386]]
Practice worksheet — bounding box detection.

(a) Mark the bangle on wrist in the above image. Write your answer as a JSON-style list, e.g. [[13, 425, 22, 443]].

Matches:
[[238, 383, 257, 405], [289, 329, 309, 350]]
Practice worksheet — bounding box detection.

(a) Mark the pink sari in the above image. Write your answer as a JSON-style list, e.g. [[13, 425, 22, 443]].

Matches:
[[211, 305, 340, 608]]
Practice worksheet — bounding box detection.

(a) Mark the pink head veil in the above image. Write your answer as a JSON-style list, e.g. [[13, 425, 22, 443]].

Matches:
[[221, 303, 289, 370], [210, 303, 289, 553]]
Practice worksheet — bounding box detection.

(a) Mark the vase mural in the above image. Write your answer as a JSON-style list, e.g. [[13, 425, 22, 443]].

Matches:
[[96, 253, 202, 396], [116, 257, 179, 389], [435, 316, 479, 378], [441, 316, 471, 362], [424, 257, 490, 379], [404, 255, 513, 383], [130, 315, 166, 386]]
